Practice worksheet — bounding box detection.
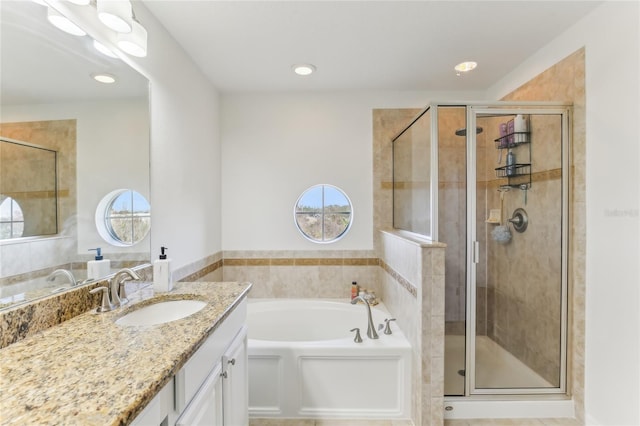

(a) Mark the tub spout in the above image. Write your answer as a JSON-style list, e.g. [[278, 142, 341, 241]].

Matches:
[[351, 295, 379, 339]]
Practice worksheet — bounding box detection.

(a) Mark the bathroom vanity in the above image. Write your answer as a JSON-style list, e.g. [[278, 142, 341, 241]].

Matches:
[[0, 281, 251, 425]]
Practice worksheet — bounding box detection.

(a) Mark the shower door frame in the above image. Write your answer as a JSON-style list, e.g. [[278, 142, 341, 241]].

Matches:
[[460, 104, 571, 397]]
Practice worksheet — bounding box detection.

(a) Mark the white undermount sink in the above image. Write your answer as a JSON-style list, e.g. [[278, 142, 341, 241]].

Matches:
[[115, 300, 207, 326]]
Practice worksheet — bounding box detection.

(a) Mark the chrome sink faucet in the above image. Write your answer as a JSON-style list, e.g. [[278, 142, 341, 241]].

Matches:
[[46, 269, 77, 286], [110, 268, 141, 307], [351, 295, 379, 339]]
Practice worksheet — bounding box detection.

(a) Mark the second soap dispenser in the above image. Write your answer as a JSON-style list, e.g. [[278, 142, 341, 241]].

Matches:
[[153, 246, 173, 293], [87, 248, 110, 280]]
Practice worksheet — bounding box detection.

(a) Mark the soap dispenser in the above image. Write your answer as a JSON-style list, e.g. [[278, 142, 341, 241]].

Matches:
[[153, 246, 173, 293], [87, 248, 110, 280]]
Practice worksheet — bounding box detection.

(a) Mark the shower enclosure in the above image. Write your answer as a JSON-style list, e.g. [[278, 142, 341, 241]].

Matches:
[[392, 102, 570, 403]]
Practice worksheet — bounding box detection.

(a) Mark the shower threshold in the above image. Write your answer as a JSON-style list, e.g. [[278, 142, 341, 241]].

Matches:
[[443, 398, 575, 420], [444, 335, 574, 419]]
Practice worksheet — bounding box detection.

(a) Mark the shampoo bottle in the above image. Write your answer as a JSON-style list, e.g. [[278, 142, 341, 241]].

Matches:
[[87, 248, 110, 280], [506, 150, 516, 176], [153, 246, 173, 293], [351, 281, 359, 300]]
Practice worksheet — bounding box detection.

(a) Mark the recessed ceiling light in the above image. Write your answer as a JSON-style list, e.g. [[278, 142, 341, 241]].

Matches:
[[91, 73, 117, 84], [454, 61, 478, 74], [292, 64, 316, 76]]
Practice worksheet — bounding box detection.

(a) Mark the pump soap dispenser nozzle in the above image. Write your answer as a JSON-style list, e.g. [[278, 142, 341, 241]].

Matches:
[[159, 246, 168, 259], [89, 248, 103, 260]]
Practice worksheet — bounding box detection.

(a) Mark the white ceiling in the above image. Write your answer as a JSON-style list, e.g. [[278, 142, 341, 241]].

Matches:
[[142, 0, 601, 93], [1, 1, 148, 105]]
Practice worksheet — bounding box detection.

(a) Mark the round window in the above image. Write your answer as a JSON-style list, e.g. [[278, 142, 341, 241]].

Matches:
[[95, 189, 150, 246], [294, 184, 353, 243], [0, 195, 25, 239]]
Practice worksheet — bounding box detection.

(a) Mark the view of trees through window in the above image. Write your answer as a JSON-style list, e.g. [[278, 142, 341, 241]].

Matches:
[[0, 196, 24, 239], [106, 190, 150, 245], [294, 185, 352, 243]]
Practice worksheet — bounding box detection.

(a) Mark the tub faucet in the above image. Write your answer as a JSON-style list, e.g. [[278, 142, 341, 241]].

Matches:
[[351, 295, 379, 339], [110, 268, 141, 307], [46, 269, 77, 287]]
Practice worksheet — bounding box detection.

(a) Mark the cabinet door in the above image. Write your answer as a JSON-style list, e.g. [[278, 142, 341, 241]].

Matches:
[[222, 326, 248, 426], [176, 363, 224, 426]]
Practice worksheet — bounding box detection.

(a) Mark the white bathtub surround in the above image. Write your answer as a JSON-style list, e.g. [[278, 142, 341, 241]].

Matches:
[[247, 299, 412, 421], [379, 230, 446, 426]]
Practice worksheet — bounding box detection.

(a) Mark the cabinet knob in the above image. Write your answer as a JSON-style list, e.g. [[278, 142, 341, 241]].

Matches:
[[228, 358, 236, 366], [221, 371, 228, 379]]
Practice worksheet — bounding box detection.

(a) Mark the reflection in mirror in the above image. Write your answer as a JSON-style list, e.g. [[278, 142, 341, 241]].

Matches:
[[0, 138, 57, 239], [0, 1, 150, 309]]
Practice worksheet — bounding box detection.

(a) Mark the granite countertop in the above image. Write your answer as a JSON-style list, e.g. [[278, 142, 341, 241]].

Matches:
[[0, 281, 252, 426]]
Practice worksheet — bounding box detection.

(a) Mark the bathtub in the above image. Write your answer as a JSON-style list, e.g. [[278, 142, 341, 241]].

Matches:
[[247, 299, 412, 420]]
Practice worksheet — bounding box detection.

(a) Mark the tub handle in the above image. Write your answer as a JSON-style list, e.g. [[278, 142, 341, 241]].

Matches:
[[350, 328, 363, 343], [383, 318, 396, 335]]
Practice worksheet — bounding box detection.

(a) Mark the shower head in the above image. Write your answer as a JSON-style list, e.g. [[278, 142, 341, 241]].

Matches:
[[455, 126, 484, 136]]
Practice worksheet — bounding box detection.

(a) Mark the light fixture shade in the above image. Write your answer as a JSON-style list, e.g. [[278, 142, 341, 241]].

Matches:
[[93, 40, 118, 58], [117, 19, 147, 57], [97, 0, 133, 33], [66, 0, 91, 5], [47, 7, 87, 36]]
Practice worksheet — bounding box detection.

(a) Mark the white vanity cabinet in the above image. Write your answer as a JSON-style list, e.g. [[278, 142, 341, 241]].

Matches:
[[174, 300, 248, 426], [131, 299, 248, 426]]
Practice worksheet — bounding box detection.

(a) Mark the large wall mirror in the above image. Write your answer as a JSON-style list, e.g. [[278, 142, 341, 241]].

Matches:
[[0, 1, 150, 309]]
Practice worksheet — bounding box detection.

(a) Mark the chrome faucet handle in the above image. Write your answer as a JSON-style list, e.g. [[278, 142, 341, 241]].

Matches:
[[383, 318, 396, 335], [110, 268, 141, 307], [350, 328, 363, 343], [90, 287, 115, 312]]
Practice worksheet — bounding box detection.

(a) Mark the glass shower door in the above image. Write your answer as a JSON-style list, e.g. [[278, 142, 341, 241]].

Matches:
[[469, 107, 569, 394]]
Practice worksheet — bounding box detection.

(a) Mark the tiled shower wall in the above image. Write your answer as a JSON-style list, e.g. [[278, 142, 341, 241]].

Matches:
[[0, 120, 77, 280], [498, 49, 586, 419]]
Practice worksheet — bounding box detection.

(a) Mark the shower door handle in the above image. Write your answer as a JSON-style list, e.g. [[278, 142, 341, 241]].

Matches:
[[473, 241, 480, 264]]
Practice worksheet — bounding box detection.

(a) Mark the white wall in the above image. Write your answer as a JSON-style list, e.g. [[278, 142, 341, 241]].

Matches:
[[122, 5, 223, 269], [487, 2, 640, 425], [220, 91, 482, 251]]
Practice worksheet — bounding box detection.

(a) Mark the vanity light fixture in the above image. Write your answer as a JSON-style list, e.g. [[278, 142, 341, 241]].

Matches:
[[117, 17, 147, 57], [91, 72, 116, 83], [97, 0, 133, 33], [454, 61, 478, 75], [292, 64, 316, 76], [66, 0, 91, 5], [47, 7, 87, 36], [93, 40, 118, 58]]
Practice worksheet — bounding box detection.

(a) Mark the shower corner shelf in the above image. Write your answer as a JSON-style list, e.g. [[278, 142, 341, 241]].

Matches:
[[494, 131, 532, 188], [494, 132, 530, 149]]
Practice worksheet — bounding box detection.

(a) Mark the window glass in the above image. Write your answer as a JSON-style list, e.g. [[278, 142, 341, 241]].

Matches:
[[0, 196, 25, 239], [294, 184, 352, 243], [96, 189, 150, 246]]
